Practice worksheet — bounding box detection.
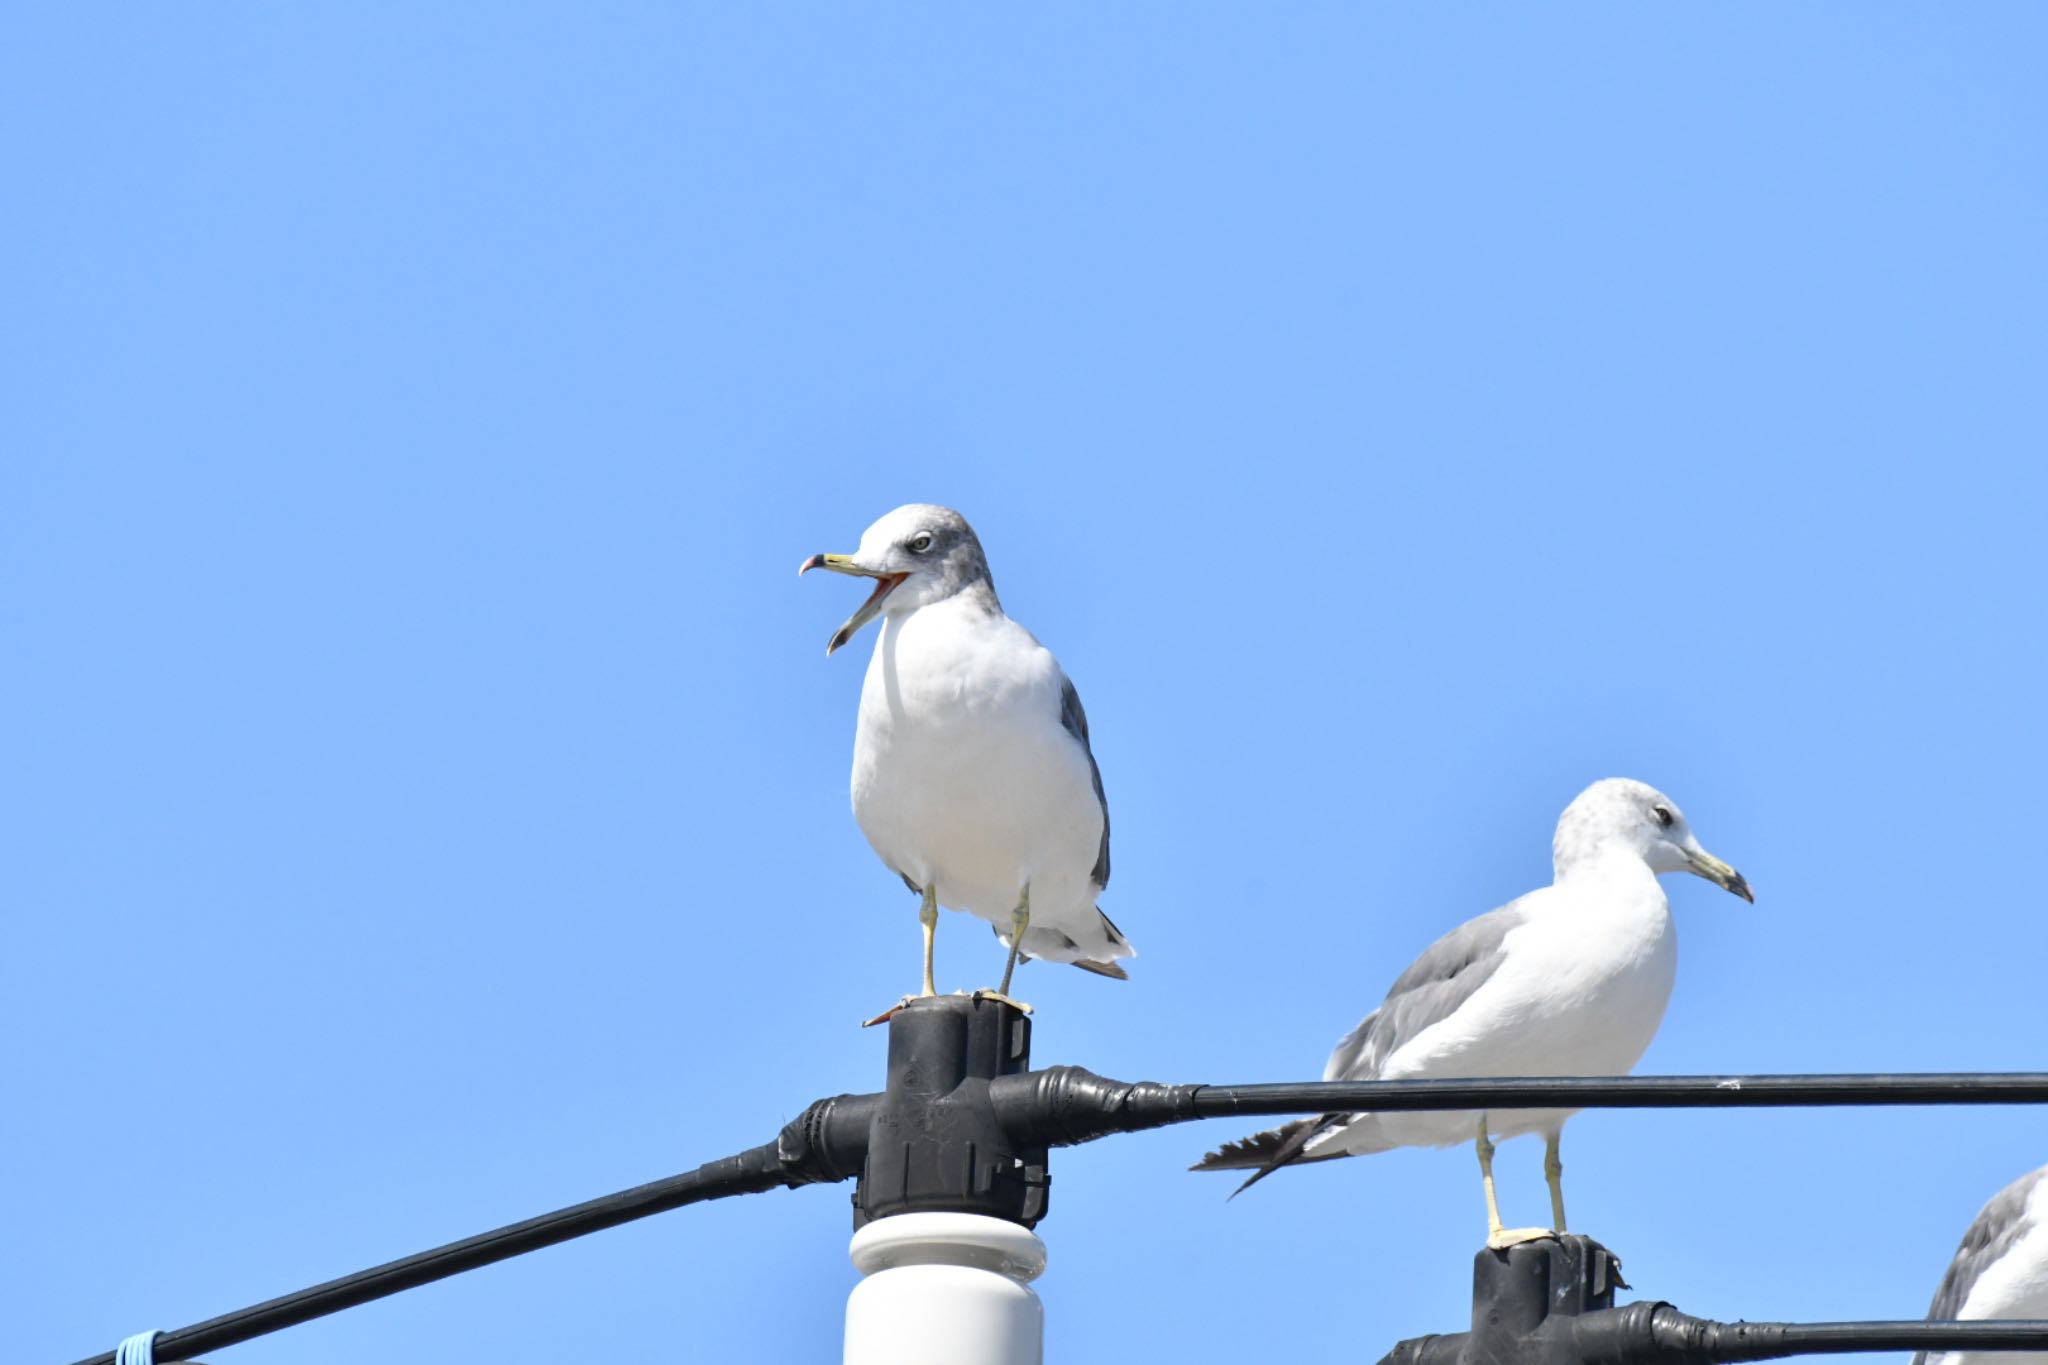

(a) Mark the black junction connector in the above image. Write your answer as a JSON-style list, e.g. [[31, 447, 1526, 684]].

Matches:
[[1376, 1235, 2048, 1365], [848, 993, 1048, 1227]]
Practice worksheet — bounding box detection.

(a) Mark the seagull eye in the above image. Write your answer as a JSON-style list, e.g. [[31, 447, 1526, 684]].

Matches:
[[1652, 805, 1674, 829], [907, 532, 934, 554]]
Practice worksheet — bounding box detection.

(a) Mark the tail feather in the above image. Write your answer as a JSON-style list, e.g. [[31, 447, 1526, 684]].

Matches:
[[1190, 1114, 1350, 1197], [994, 908, 1135, 977]]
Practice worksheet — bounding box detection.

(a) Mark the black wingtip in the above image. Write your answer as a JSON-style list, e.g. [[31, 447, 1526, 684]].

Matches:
[[1228, 1166, 1276, 1200], [1184, 1158, 1275, 1198], [1191, 1114, 1346, 1199]]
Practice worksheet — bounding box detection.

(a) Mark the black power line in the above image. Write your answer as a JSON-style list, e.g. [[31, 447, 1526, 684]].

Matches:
[[1762, 1322, 2048, 1356], [64, 1100, 878, 1365], [61, 997, 2048, 1365], [991, 1069, 2048, 1147], [1526, 1308, 2048, 1364]]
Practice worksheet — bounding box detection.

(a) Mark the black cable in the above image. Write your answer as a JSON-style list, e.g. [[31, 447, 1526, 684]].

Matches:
[[63, 1072, 2048, 1364], [1204, 1073, 2048, 1114], [66, 1144, 786, 1365], [1768, 1321, 2048, 1355], [1410, 1303, 2048, 1365], [64, 1090, 877, 1365], [1633, 1305, 2048, 1362], [993, 1070, 2048, 1146]]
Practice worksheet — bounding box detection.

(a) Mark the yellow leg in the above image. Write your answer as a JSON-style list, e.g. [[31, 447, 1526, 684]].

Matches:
[[972, 889, 1034, 1014], [1544, 1132, 1567, 1233], [997, 894, 1029, 996], [1476, 1113, 1555, 1250], [861, 883, 942, 1027], [918, 884, 939, 997], [1477, 1114, 1507, 1237]]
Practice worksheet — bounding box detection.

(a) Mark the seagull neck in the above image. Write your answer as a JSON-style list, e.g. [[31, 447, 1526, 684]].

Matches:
[[1552, 849, 1659, 895], [888, 578, 1003, 622], [953, 579, 1002, 616]]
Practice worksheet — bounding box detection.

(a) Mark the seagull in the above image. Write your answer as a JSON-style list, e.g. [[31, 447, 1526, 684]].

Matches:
[[1192, 777, 1751, 1249], [1915, 1165, 2048, 1365], [801, 504, 1132, 1017]]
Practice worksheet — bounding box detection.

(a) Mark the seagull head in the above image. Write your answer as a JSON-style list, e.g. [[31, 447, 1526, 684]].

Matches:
[[1552, 777, 1753, 902], [799, 504, 996, 655]]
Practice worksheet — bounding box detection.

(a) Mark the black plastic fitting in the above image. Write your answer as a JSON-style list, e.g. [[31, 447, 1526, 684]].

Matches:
[[850, 994, 1051, 1228], [1375, 1236, 2048, 1365]]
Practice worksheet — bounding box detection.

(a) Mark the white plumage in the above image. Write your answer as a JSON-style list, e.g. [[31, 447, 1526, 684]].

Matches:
[[803, 504, 1132, 1005], [1918, 1166, 2048, 1365], [1196, 777, 1751, 1246], [852, 589, 1120, 965], [1320, 863, 1681, 1158]]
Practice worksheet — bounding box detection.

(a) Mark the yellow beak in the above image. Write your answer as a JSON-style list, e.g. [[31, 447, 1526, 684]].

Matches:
[[799, 553, 905, 655], [1686, 849, 1754, 903]]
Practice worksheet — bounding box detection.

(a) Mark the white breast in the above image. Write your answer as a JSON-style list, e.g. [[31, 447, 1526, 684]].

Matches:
[[849, 596, 1109, 954], [1371, 871, 1679, 1150]]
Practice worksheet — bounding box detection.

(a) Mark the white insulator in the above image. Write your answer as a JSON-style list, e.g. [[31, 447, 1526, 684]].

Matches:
[[843, 1212, 1047, 1365]]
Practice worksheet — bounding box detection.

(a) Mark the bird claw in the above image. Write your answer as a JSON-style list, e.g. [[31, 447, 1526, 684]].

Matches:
[[1486, 1226, 1560, 1251], [859, 995, 927, 1028], [861, 989, 1034, 1026]]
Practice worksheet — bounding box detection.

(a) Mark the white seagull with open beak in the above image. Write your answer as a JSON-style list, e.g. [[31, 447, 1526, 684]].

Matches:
[[802, 504, 1133, 1020]]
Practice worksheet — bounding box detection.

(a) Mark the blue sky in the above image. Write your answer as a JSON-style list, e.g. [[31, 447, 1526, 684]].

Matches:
[[8, 5, 2046, 1362]]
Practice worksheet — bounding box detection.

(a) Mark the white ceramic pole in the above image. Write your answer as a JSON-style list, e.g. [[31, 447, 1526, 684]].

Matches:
[[843, 1212, 1047, 1365]]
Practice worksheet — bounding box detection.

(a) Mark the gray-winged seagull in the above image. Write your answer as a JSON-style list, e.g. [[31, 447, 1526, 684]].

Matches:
[[1193, 777, 1751, 1249], [1915, 1164, 2048, 1365], [802, 504, 1132, 1018]]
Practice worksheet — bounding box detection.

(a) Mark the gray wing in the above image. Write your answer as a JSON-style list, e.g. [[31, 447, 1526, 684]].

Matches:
[[1324, 897, 1532, 1082], [1193, 897, 1531, 1197], [1057, 674, 1111, 889], [1915, 1166, 2048, 1363]]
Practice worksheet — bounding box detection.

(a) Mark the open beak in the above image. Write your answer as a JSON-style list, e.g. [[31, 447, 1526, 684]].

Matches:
[[798, 553, 907, 656], [1685, 848, 1754, 904]]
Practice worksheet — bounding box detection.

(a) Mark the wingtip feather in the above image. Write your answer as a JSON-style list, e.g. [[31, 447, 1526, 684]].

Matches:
[[1190, 1116, 1348, 1196]]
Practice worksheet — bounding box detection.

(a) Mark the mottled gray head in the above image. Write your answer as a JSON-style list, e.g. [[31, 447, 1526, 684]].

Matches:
[[799, 504, 998, 655], [1551, 777, 1753, 902]]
